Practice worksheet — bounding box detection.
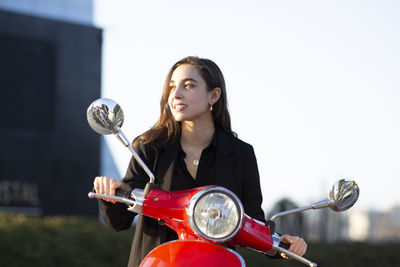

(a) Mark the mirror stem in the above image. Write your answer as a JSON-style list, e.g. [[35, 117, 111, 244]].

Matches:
[[114, 128, 155, 184], [270, 205, 313, 222], [269, 199, 332, 222]]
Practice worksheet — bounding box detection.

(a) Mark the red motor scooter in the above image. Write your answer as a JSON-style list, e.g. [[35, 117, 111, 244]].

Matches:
[[87, 98, 360, 267]]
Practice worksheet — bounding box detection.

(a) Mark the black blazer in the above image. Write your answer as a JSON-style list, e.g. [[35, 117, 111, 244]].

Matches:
[[99, 128, 265, 267]]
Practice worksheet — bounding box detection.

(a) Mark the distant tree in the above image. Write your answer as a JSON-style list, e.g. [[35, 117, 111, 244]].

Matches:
[[266, 198, 304, 236]]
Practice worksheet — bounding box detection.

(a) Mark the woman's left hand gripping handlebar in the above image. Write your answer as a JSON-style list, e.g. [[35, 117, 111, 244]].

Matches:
[[93, 176, 122, 204]]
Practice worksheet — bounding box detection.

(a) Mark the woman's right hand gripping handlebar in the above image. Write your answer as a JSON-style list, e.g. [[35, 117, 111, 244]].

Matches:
[[93, 176, 122, 203]]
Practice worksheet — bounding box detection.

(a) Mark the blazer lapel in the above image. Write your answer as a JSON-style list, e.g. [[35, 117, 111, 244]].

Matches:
[[155, 140, 180, 191]]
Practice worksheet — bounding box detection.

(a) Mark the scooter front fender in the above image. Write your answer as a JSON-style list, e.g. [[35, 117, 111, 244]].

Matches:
[[140, 240, 245, 267]]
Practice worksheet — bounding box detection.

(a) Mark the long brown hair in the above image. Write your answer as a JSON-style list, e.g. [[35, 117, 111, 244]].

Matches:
[[135, 56, 233, 145]]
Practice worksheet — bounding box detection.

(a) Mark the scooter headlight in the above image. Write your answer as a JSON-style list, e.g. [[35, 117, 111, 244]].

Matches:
[[187, 187, 244, 243]]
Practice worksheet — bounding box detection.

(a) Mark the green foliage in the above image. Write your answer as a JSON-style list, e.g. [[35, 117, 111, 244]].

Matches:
[[1, 213, 400, 267], [237, 242, 400, 267], [0, 213, 134, 267]]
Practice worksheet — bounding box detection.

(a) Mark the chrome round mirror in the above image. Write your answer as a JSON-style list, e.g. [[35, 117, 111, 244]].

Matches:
[[87, 98, 124, 135], [328, 178, 359, 212]]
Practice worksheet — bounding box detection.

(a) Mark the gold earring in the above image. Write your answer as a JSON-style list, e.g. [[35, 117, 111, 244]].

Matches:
[[210, 105, 213, 111]]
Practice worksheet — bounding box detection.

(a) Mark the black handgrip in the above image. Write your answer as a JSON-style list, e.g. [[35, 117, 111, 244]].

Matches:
[[279, 241, 291, 250], [115, 187, 132, 199]]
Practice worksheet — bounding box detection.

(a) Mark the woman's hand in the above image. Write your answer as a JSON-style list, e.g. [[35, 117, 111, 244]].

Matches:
[[280, 235, 307, 259], [93, 176, 122, 203]]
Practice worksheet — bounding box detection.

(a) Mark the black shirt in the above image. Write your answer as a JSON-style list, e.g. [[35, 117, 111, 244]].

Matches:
[[170, 133, 217, 190]]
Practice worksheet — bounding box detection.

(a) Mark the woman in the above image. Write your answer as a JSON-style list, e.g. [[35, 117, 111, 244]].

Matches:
[[94, 56, 306, 266]]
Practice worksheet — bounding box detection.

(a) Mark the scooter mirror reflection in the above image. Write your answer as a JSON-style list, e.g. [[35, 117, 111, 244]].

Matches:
[[87, 98, 156, 184], [87, 98, 124, 135], [270, 178, 360, 222], [328, 178, 359, 212]]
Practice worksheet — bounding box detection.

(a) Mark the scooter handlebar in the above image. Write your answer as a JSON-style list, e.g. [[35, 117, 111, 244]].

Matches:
[[274, 244, 317, 267], [88, 192, 137, 206]]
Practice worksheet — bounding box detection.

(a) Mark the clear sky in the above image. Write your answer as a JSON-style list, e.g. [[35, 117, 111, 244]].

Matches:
[[93, 0, 400, 212]]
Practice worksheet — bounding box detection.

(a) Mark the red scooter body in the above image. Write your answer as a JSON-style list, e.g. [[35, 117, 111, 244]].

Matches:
[[140, 240, 244, 267], [137, 186, 273, 267]]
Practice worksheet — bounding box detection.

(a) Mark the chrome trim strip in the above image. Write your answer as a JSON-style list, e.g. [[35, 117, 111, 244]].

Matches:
[[127, 188, 144, 213], [187, 186, 244, 243], [264, 232, 281, 256], [226, 248, 246, 266]]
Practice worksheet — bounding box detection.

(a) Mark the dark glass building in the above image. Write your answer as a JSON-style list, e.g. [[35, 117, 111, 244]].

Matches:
[[0, 8, 102, 216]]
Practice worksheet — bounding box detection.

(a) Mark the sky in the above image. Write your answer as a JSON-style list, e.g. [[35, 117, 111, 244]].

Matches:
[[93, 0, 400, 213]]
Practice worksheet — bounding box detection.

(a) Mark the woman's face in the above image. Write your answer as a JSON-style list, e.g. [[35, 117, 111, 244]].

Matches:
[[168, 64, 214, 123]]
